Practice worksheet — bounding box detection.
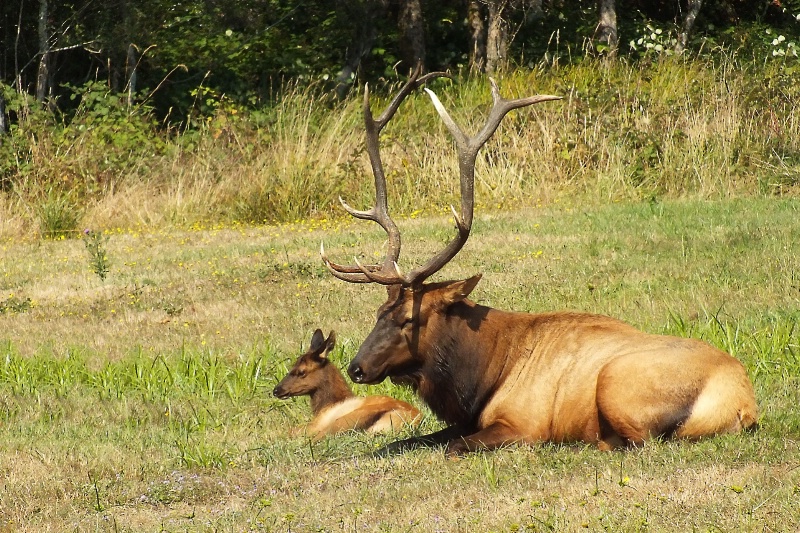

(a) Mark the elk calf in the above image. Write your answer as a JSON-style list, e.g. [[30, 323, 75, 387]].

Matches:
[[321, 67, 758, 455], [273, 329, 420, 440]]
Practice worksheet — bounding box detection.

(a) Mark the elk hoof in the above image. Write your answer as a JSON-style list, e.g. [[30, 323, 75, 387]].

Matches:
[[446, 439, 469, 456]]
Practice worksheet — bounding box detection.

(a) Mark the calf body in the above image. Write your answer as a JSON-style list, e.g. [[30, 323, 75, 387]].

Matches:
[[273, 329, 420, 440], [347, 277, 758, 454]]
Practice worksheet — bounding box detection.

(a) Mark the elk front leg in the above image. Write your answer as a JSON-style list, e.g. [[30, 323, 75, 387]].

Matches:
[[374, 425, 468, 456], [446, 420, 521, 455]]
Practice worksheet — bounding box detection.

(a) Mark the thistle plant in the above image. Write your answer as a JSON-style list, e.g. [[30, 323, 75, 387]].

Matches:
[[83, 229, 110, 281]]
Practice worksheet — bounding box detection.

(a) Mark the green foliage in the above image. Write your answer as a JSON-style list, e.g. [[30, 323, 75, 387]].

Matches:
[[0, 84, 54, 187], [82, 229, 111, 281], [628, 23, 679, 57], [0, 54, 798, 236], [2, 81, 166, 223], [0, 347, 273, 403], [58, 81, 165, 192], [0, 296, 31, 315]]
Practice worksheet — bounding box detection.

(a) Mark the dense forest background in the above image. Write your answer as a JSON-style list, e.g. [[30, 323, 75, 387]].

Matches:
[[0, 0, 799, 237], [2, 0, 797, 116]]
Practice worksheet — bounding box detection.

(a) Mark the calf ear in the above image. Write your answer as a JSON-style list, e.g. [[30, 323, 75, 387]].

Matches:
[[440, 274, 482, 305], [309, 329, 326, 353], [321, 331, 337, 359]]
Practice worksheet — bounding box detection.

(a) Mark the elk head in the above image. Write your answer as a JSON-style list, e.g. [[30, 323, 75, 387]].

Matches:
[[321, 66, 561, 385], [273, 329, 337, 398]]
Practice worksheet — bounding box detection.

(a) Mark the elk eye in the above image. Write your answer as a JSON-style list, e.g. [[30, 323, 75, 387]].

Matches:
[[295, 370, 305, 378]]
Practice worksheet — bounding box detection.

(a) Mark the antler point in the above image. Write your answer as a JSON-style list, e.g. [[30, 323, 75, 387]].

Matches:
[[449, 204, 464, 227]]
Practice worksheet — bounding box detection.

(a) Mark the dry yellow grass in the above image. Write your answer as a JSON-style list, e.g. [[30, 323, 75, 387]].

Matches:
[[2, 58, 798, 240]]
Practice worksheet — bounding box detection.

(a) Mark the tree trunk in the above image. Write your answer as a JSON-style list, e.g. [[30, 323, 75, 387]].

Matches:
[[0, 87, 7, 139], [595, 0, 618, 56], [467, 0, 487, 73], [398, 0, 426, 72], [486, 0, 510, 74], [676, 0, 703, 52], [335, 1, 387, 98], [126, 44, 137, 107], [36, 0, 51, 103]]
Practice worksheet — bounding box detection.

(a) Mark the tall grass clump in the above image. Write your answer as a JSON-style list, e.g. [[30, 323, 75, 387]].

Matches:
[[215, 82, 364, 224]]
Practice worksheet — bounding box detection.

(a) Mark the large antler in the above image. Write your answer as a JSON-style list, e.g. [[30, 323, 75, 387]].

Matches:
[[321, 65, 448, 284], [322, 72, 561, 287]]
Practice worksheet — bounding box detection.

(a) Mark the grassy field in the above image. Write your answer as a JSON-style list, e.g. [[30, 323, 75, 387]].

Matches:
[[1, 196, 799, 531]]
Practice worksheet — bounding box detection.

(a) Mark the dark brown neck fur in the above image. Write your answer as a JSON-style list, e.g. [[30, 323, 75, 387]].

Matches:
[[308, 364, 354, 414], [412, 300, 511, 427]]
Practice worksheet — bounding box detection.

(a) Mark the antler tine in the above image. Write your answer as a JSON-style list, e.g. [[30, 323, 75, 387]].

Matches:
[[403, 82, 562, 286], [373, 68, 451, 128], [471, 78, 563, 153], [322, 65, 450, 284], [320, 241, 366, 279]]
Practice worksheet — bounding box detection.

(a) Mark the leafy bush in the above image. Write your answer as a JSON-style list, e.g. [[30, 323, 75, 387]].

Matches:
[[3, 81, 165, 198]]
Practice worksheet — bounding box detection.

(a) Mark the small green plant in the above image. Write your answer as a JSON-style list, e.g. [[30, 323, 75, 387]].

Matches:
[[175, 434, 232, 469], [82, 229, 111, 281], [0, 295, 32, 314], [764, 28, 799, 60], [88, 473, 105, 512]]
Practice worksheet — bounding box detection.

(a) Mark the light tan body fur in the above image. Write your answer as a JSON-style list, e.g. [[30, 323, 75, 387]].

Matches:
[[469, 308, 757, 450], [306, 396, 420, 439]]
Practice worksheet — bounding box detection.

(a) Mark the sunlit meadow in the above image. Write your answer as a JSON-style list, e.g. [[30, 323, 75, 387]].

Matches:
[[1, 47, 799, 531], [1, 196, 799, 531]]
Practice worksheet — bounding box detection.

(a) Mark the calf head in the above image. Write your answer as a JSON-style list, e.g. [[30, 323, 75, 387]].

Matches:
[[273, 329, 336, 399], [348, 275, 482, 384]]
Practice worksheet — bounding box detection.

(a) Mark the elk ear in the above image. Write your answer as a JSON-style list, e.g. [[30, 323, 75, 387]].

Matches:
[[440, 274, 482, 305], [309, 329, 326, 353], [386, 284, 403, 302]]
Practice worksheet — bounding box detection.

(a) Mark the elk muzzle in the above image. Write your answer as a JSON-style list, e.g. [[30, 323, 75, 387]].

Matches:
[[347, 360, 367, 384], [347, 351, 388, 384]]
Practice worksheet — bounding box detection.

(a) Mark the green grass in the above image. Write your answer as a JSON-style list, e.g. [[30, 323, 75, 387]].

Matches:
[[0, 197, 798, 531]]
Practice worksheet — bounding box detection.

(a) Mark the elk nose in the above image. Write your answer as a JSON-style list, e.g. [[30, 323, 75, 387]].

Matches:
[[272, 386, 282, 397], [348, 362, 365, 383]]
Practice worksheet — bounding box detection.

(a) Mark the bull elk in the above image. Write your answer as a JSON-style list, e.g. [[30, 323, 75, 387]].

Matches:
[[273, 329, 421, 440], [321, 67, 758, 454]]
